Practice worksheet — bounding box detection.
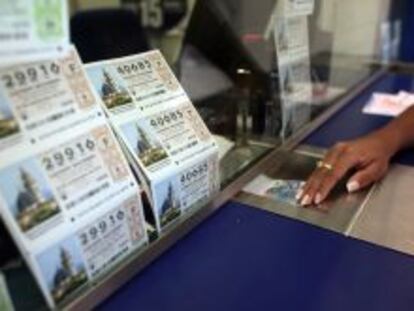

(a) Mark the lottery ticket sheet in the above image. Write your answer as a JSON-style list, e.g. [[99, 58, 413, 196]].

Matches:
[[0, 0, 69, 63], [284, 0, 315, 17], [273, 1, 313, 138], [86, 50, 220, 233], [0, 46, 148, 308]]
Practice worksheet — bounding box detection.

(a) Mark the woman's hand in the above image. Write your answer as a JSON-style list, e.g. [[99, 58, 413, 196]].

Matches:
[[297, 130, 400, 206]]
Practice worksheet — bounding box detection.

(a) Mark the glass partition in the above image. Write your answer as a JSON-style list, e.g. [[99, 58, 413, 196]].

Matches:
[[68, 0, 401, 186]]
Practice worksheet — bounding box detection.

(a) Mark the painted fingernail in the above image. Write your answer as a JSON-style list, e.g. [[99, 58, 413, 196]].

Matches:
[[315, 193, 322, 205], [301, 195, 311, 206], [295, 189, 304, 201], [347, 181, 360, 193]]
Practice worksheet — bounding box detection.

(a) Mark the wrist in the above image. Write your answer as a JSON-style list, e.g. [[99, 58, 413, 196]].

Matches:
[[376, 126, 403, 157]]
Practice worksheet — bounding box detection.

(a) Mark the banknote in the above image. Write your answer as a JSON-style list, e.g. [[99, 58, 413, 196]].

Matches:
[[243, 175, 304, 206], [264, 179, 304, 206]]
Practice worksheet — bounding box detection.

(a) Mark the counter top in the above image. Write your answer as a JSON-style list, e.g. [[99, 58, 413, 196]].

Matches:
[[99, 201, 414, 311], [98, 72, 414, 311], [304, 73, 414, 166]]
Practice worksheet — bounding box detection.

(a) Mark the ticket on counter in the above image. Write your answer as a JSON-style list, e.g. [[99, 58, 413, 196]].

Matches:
[[363, 91, 414, 117]]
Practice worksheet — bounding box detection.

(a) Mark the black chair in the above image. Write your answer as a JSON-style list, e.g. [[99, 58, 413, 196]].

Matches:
[[183, 0, 269, 83], [182, 0, 273, 135], [71, 8, 150, 63]]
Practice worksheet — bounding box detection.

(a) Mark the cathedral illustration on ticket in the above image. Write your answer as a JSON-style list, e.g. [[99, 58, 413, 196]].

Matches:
[[15, 168, 60, 232], [100, 69, 132, 109], [135, 124, 168, 167], [0, 100, 19, 140], [50, 247, 88, 303], [159, 182, 181, 228]]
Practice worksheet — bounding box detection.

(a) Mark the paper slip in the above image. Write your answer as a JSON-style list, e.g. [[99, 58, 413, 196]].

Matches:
[[284, 0, 315, 17], [363, 91, 414, 117], [278, 56, 312, 104], [243, 175, 304, 206], [275, 15, 310, 63], [86, 51, 220, 233], [0, 46, 148, 308], [273, 11, 312, 138], [0, 0, 69, 63]]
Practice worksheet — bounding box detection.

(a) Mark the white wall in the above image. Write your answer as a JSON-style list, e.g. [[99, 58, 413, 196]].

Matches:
[[331, 0, 390, 58], [310, 0, 391, 86]]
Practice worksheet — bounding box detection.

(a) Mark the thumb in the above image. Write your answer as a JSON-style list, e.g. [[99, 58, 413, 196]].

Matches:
[[346, 162, 385, 193]]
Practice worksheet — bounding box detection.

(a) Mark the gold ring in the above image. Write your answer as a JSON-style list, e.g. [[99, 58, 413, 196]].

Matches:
[[317, 160, 333, 171]]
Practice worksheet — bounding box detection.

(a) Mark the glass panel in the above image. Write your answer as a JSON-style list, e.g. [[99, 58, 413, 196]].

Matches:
[[68, 0, 401, 185]]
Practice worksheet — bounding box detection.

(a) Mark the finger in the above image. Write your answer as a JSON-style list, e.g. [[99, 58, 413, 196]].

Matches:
[[346, 161, 388, 192], [313, 151, 361, 204], [299, 143, 347, 205], [298, 144, 344, 201], [299, 169, 325, 206]]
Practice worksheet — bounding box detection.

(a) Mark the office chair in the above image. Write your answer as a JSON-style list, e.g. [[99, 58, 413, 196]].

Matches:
[[71, 8, 150, 63]]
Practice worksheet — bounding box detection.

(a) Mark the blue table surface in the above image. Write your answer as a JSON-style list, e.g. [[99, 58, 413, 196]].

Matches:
[[99, 202, 414, 311], [304, 73, 414, 166]]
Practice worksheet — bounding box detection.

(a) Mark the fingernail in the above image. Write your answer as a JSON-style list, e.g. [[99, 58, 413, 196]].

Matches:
[[301, 195, 311, 206], [347, 181, 360, 193], [295, 189, 304, 201], [315, 193, 322, 205]]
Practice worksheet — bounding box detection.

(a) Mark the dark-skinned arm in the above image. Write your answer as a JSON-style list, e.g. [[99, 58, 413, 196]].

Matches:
[[297, 106, 414, 206]]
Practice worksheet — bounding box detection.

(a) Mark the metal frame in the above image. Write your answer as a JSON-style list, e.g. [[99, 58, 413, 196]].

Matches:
[[378, 61, 414, 75], [65, 68, 387, 311]]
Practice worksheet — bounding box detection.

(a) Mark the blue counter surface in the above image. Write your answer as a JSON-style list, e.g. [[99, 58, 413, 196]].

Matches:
[[99, 202, 414, 311], [304, 73, 414, 166], [99, 73, 414, 311]]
